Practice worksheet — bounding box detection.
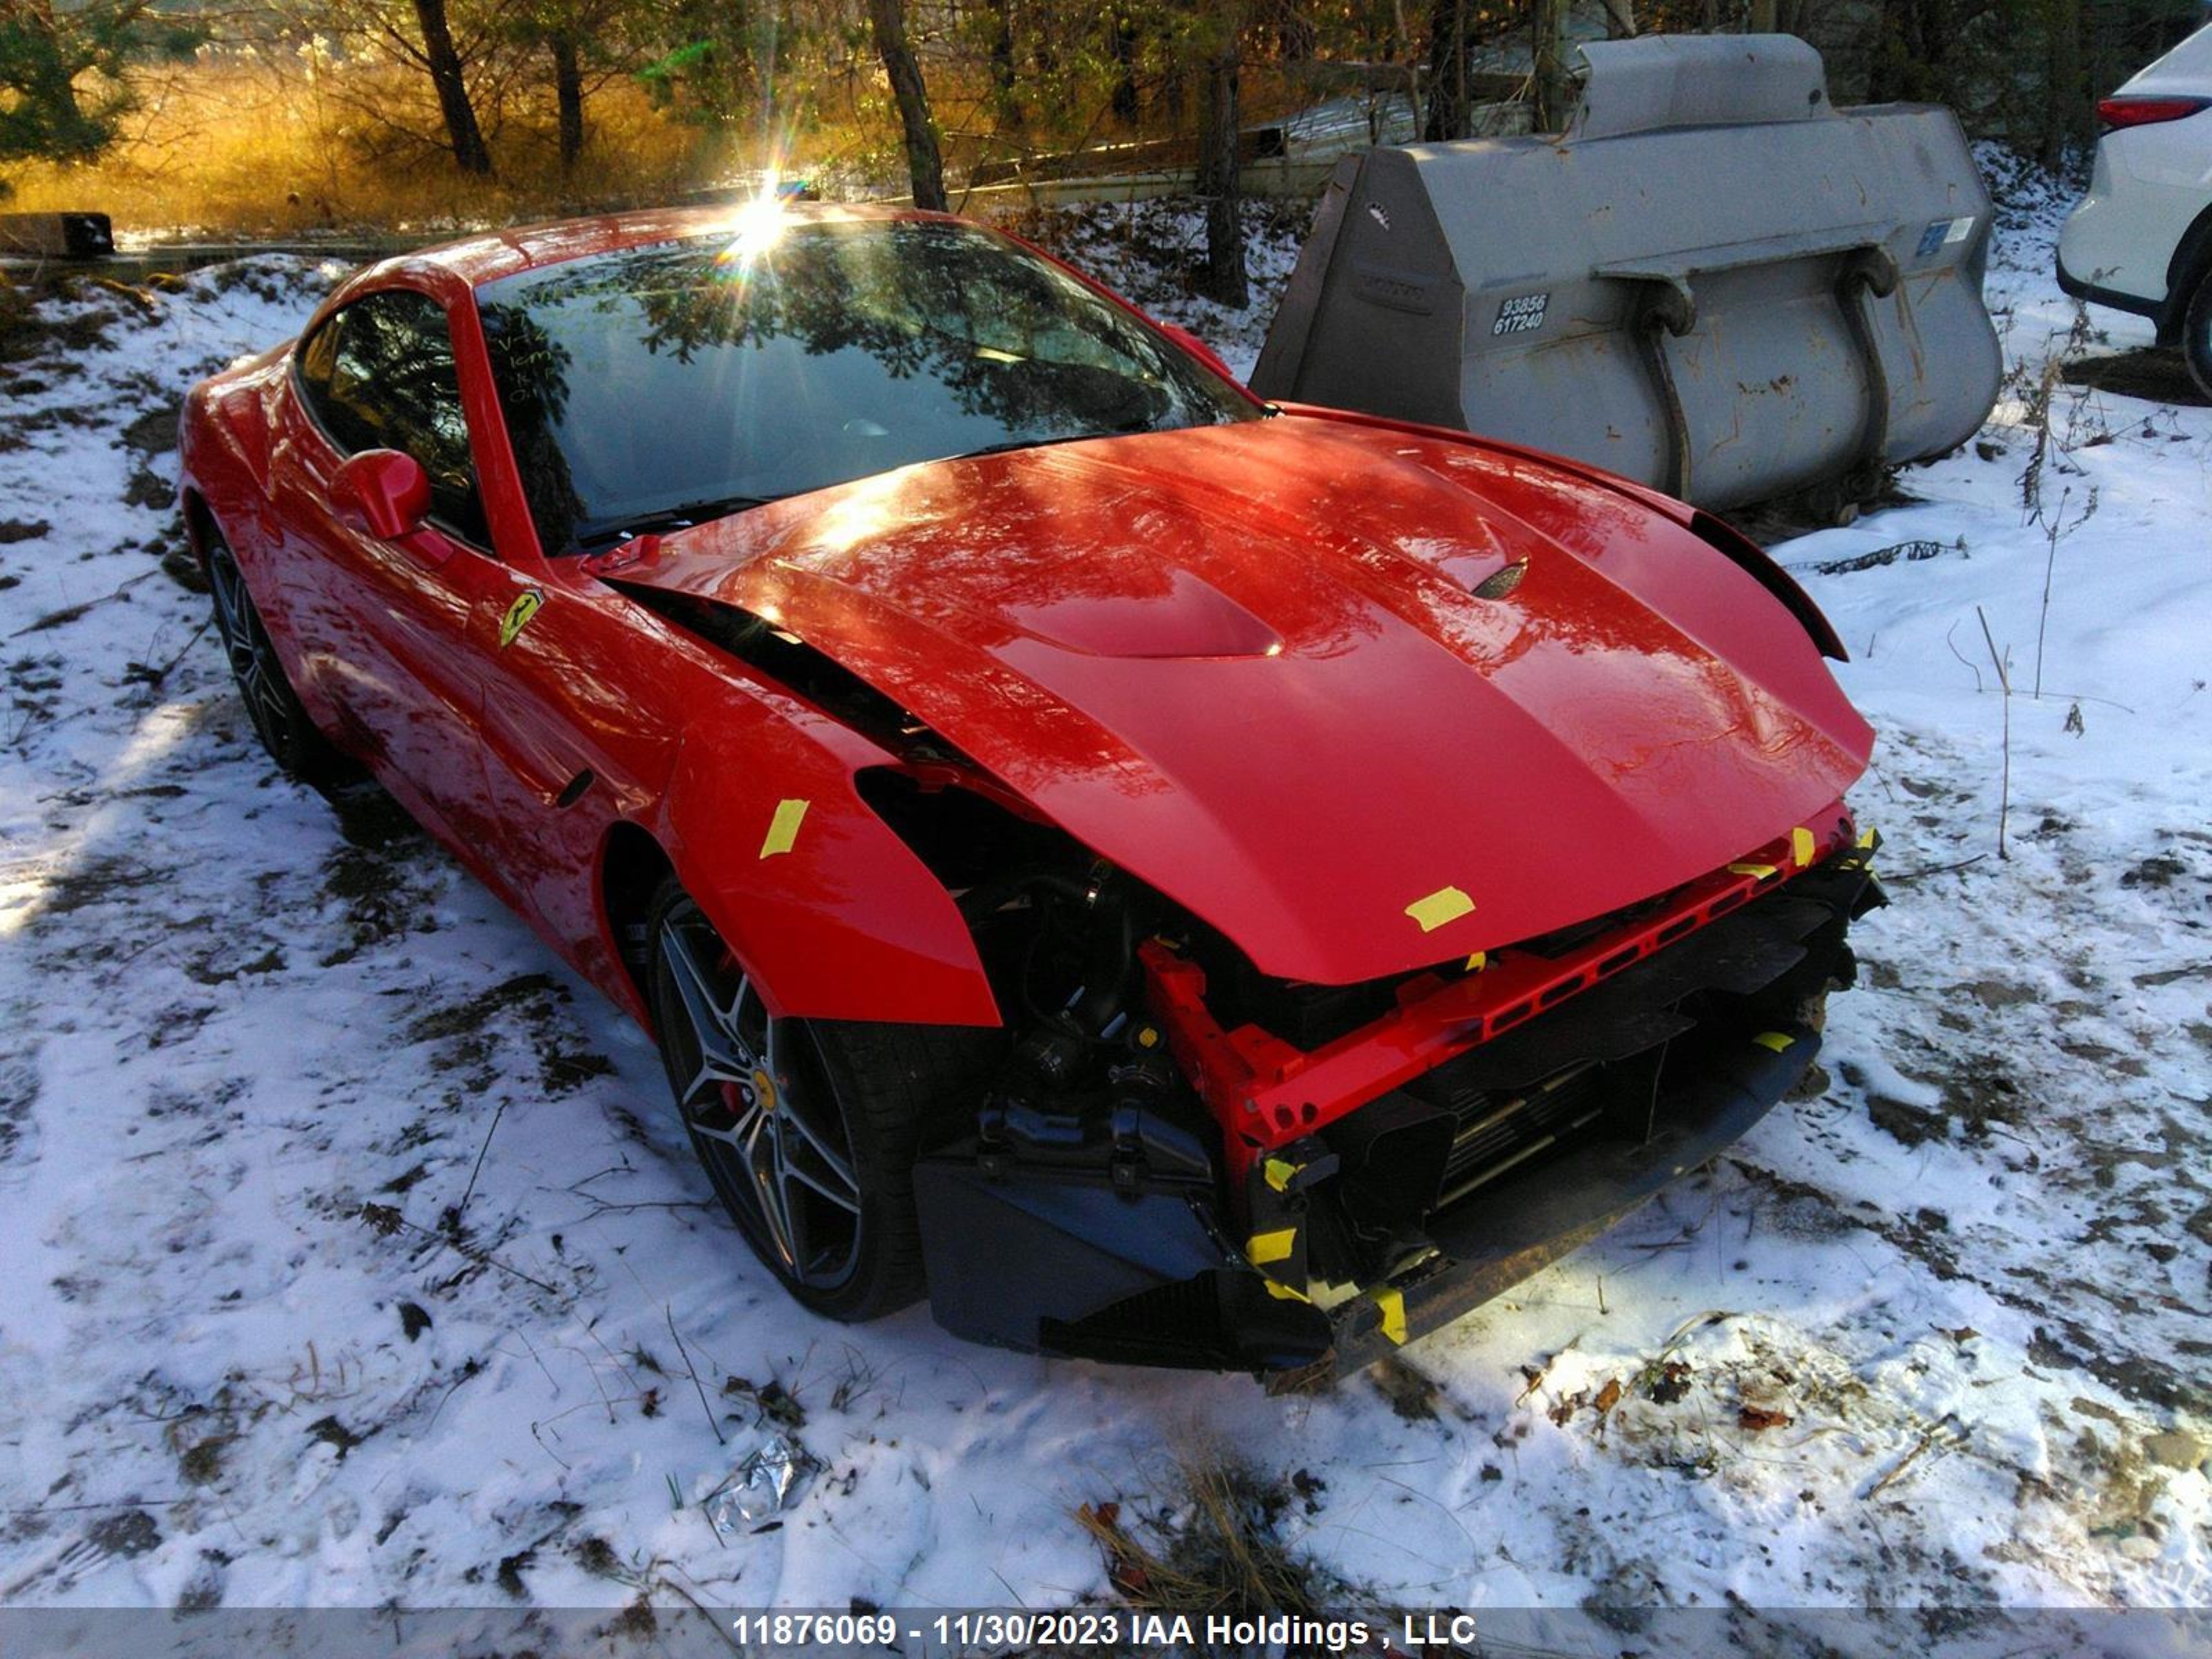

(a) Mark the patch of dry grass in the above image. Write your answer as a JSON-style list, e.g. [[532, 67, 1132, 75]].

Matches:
[[1077, 1451, 1354, 1615], [3, 54, 714, 238]]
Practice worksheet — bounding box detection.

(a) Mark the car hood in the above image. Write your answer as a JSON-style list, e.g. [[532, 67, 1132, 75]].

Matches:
[[610, 415, 1873, 984]]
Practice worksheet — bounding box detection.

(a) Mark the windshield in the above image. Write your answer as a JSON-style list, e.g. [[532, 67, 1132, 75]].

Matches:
[[475, 216, 1259, 554]]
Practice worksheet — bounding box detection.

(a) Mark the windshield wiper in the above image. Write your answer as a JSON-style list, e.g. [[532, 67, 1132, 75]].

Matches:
[[574, 493, 787, 551], [943, 424, 1156, 464]]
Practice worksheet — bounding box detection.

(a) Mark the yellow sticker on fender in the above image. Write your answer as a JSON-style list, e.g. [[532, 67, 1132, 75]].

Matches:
[[498, 589, 544, 649], [1792, 826, 1817, 868], [1371, 1287, 1407, 1344], [758, 798, 809, 859], [1405, 885, 1475, 932]]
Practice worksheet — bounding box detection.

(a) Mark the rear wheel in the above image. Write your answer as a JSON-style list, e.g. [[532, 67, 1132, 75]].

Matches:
[[2184, 268, 2212, 401], [205, 533, 344, 782], [646, 879, 990, 1321]]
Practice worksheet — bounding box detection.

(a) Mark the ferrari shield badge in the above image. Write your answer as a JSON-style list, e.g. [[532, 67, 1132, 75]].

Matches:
[[498, 589, 545, 649]]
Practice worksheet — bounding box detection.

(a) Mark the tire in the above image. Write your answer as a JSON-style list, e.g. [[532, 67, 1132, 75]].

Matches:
[[2185, 267, 2212, 402], [645, 878, 993, 1322], [204, 532, 347, 784]]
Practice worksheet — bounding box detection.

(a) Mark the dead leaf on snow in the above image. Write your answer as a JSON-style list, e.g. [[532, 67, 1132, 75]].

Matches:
[[1644, 1360, 1694, 1403]]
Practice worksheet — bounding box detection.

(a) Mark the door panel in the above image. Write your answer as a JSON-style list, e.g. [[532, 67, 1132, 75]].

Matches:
[[283, 448, 507, 845], [270, 289, 504, 844]]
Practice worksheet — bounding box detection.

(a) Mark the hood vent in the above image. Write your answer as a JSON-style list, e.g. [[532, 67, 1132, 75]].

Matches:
[[1470, 558, 1529, 600]]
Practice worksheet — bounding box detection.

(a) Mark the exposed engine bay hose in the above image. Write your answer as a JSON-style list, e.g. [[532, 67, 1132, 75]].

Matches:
[[956, 865, 1141, 1045]]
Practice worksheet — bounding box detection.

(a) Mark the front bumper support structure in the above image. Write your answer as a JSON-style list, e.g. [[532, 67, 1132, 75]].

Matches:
[[914, 843, 1880, 1382]]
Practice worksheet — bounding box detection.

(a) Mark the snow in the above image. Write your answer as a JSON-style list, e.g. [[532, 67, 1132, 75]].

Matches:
[[0, 172, 2207, 1626]]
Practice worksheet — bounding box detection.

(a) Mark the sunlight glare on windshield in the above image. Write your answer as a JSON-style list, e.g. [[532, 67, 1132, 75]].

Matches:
[[717, 189, 791, 272]]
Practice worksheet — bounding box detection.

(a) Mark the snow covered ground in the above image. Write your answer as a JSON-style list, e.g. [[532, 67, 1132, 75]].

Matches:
[[1, 171, 2208, 1636]]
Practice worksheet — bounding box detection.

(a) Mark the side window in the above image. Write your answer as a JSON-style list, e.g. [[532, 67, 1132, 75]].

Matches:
[[296, 291, 487, 545]]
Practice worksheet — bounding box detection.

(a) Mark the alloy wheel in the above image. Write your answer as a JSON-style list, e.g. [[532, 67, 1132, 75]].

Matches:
[[206, 543, 298, 756], [657, 903, 864, 1289]]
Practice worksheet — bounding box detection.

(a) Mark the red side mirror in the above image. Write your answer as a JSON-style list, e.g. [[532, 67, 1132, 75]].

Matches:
[[331, 449, 431, 542], [1159, 322, 1241, 386]]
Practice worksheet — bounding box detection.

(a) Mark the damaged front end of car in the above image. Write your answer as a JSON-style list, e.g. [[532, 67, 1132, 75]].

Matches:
[[907, 794, 1884, 1389], [597, 467, 1882, 1384]]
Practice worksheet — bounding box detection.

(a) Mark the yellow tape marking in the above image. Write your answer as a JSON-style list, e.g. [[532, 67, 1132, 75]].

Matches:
[[1248, 1228, 1297, 1266], [1791, 826, 1816, 868], [1264, 1279, 1311, 1304], [758, 798, 809, 859], [1728, 862, 1778, 881], [1465, 950, 1488, 973], [1262, 1158, 1300, 1194], [1857, 825, 1878, 850], [1371, 1287, 1408, 1346], [497, 588, 544, 649], [1752, 1031, 1796, 1053], [1405, 885, 1475, 933]]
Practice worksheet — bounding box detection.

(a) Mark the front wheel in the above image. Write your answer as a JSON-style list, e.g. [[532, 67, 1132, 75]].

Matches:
[[646, 880, 991, 1322]]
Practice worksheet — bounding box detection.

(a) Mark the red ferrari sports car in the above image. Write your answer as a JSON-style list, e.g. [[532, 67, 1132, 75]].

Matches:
[[179, 202, 1880, 1386]]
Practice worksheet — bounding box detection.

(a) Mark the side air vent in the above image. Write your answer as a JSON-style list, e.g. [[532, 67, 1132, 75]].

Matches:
[[612, 583, 917, 750]]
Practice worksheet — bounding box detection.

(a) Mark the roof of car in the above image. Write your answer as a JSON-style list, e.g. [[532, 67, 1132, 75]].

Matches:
[[386, 200, 941, 290]]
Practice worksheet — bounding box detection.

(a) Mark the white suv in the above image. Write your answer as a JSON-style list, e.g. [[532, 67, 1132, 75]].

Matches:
[[2058, 22, 2212, 394]]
